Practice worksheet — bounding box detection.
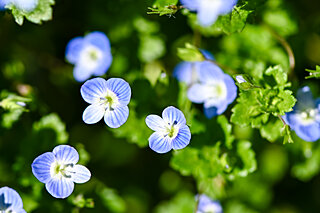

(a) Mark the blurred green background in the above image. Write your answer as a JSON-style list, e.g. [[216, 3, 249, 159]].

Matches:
[[0, 0, 320, 212]]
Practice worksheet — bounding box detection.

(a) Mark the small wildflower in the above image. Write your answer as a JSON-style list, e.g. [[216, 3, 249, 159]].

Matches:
[[2, 0, 38, 12], [196, 194, 223, 213], [31, 145, 91, 199], [187, 61, 237, 118], [284, 86, 320, 142], [181, 0, 238, 27], [145, 106, 191, 153], [0, 187, 26, 213], [173, 49, 214, 85], [81, 77, 131, 128], [65, 32, 112, 82]]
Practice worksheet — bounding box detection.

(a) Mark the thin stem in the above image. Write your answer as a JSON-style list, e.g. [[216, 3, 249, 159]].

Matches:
[[277, 114, 287, 126]]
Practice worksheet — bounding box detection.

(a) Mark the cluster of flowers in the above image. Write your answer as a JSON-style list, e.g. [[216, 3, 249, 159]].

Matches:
[[173, 50, 238, 118]]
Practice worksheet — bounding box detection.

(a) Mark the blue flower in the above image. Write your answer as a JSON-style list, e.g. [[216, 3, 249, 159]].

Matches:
[[81, 77, 131, 128], [173, 49, 214, 85], [196, 194, 223, 213], [65, 32, 113, 82], [3, 0, 38, 12], [0, 187, 26, 213], [284, 86, 320, 142], [181, 0, 238, 26], [31, 145, 91, 199], [145, 106, 191, 153], [187, 61, 237, 118]]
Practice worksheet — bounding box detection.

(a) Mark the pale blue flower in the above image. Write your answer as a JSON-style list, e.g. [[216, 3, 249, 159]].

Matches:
[[284, 86, 320, 142], [187, 61, 237, 118], [181, 0, 238, 26], [81, 77, 131, 128], [0, 187, 26, 213], [65, 32, 112, 82], [2, 0, 38, 12], [145, 106, 191, 153], [173, 49, 214, 85], [196, 194, 223, 213], [31, 145, 91, 199]]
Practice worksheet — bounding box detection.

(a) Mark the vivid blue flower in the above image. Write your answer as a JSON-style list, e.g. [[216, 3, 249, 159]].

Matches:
[[2, 0, 38, 12], [196, 194, 223, 213], [65, 31, 113, 82], [0, 187, 26, 213], [173, 49, 214, 85], [284, 86, 320, 142], [31, 145, 91, 199], [181, 0, 238, 26], [81, 77, 131, 128], [187, 61, 237, 118], [145, 106, 191, 153]]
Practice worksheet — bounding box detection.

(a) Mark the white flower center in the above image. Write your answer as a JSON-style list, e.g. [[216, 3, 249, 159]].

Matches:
[[79, 45, 103, 70], [164, 120, 179, 139], [202, 81, 227, 107], [296, 108, 319, 125], [99, 89, 120, 111], [50, 161, 75, 179]]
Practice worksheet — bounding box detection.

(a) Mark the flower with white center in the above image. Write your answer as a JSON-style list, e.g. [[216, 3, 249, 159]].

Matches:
[[145, 106, 191, 154], [81, 77, 131, 128], [181, 0, 238, 26], [65, 31, 112, 82], [173, 49, 214, 85], [31, 145, 91, 199], [187, 61, 237, 118], [0, 187, 26, 213], [283, 86, 320, 142], [196, 194, 223, 213]]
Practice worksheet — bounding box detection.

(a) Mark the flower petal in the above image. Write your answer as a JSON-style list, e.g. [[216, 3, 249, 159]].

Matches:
[[197, 61, 225, 84], [149, 132, 172, 154], [82, 104, 105, 124], [52, 145, 79, 164], [197, 0, 222, 26], [295, 122, 320, 142], [104, 105, 129, 128], [199, 49, 215, 60], [73, 64, 95, 82], [106, 78, 131, 106], [173, 62, 194, 84], [45, 178, 74, 199], [92, 52, 113, 76], [31, 152, 56, 183], [0, 187, 23, 210], [187, 84, 209, 104], [65, 37, 84, 64], [172, 125, 191, 150], [145, 115, 167, 132], [223, 74, 237, 104], [296, 86, 316, 110], [81, 77, 108, 104], [162, 106, 186, 126], [180, 0, 200, 11], [84, 31, 111, 53], [218, 0, 237, 14], [71, 165, 91, 184]]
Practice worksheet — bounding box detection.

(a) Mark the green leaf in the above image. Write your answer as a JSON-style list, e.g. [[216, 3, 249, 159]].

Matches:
[[98, 187, 126, 213], [148, 0, 179, 17], [33, 113, 69, 144], [217, 115, 235, 149], [233, 74, 261, 90], [305, 65, 320, 79], [260, 118, 283, 142], [177, 43, 205, 62], [281, 125, 294, 144], [154, 191, 195, 213], [232, 140, 257, 177], [7, 0, 55, 25]]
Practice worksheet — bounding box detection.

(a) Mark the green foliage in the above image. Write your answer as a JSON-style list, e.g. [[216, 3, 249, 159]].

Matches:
[[0, 91, 31, 128], [231, 66, 296, 143], [98, 186, 126, 213], [177, 43, 205, 62], [6, 0, 55, 25], [154, 191, 195, 213], [305, 65, 320, 79], [148, 0, 180, 17], [187, 5, 252, 36], [33, 113, 68, 144]]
